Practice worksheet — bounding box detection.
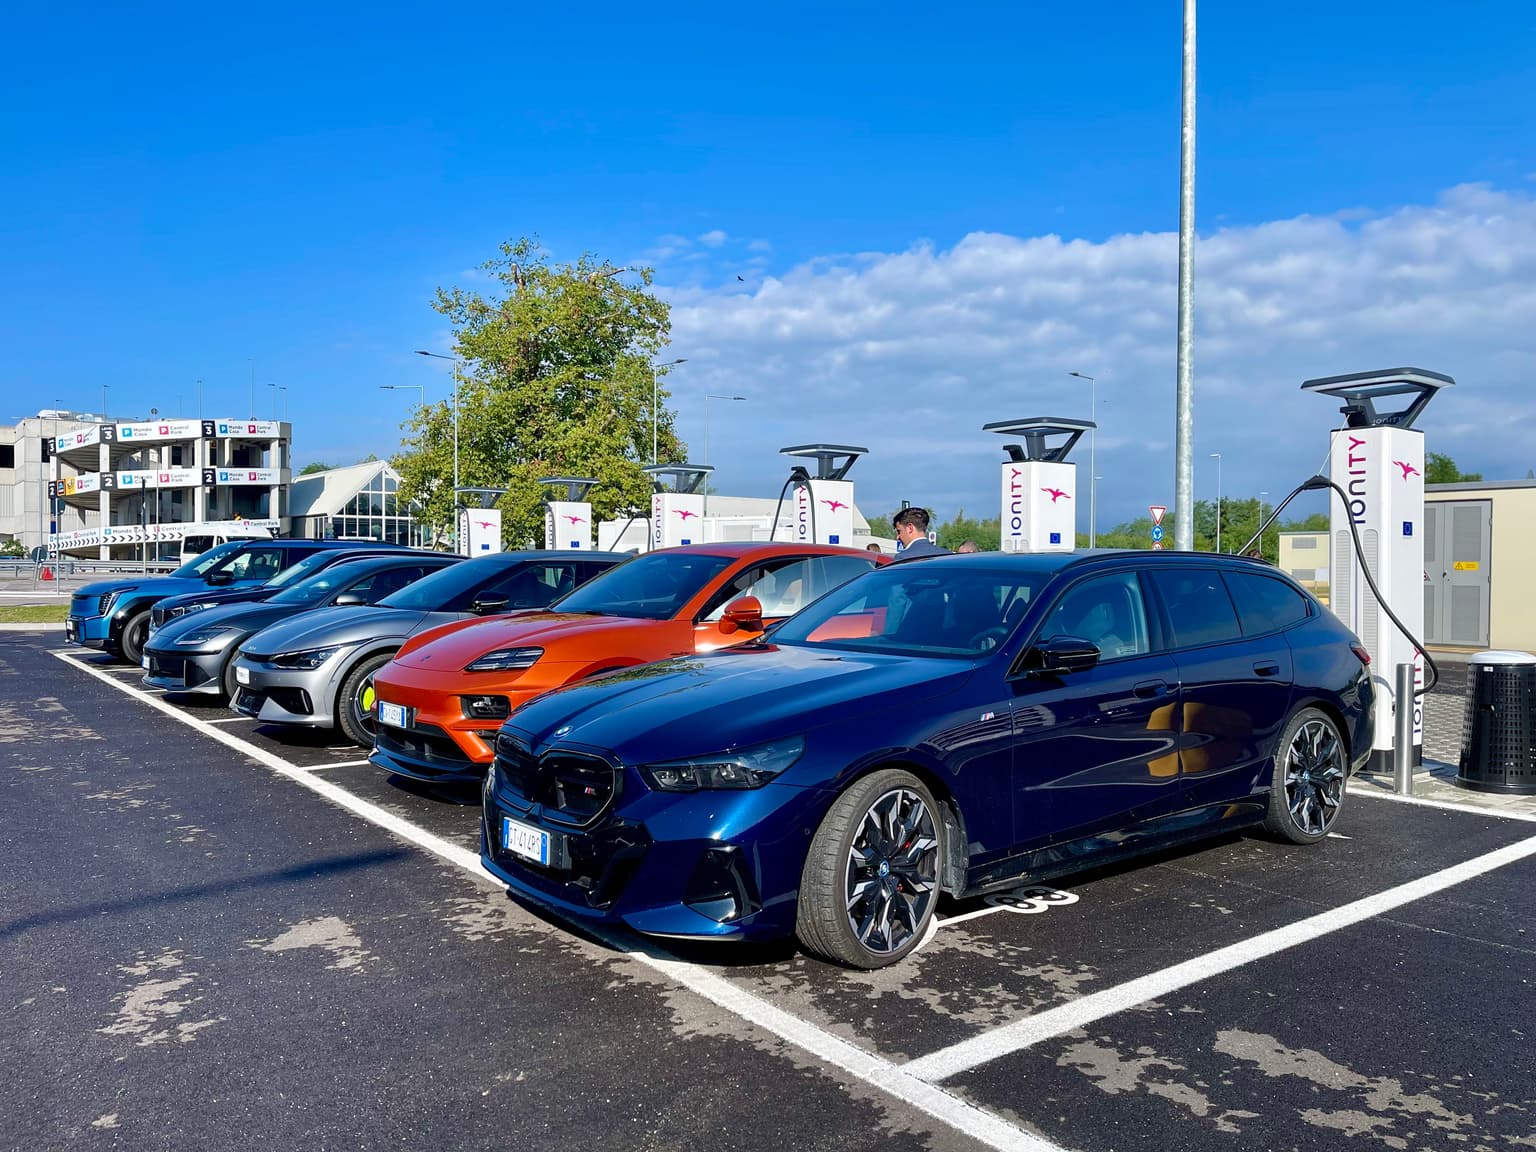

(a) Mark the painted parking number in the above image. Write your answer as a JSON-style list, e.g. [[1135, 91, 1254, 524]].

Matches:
[[983, 885, 1079, 914]]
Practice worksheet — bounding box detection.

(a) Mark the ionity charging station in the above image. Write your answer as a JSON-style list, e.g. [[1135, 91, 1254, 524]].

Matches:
[[778, 444, 868, 546], [539, 476, 598, 551], [455, 487, 507, 556], [982, 417, 1095, 553], [1302, 367, 1454, 774], [644, 463, 713, 549]]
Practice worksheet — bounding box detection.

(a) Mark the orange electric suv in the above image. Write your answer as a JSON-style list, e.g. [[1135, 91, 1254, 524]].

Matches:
[[367, 543, 886, 784]]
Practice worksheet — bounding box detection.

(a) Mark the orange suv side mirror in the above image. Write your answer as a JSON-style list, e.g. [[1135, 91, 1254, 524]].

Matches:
[[720, 595, 765, 634]]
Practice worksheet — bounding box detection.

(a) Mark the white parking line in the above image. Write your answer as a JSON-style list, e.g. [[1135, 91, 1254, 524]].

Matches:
[[51, 650, 1066, 1152], [312, 758, 374, 770], [1350, 785, 1536, 823], [901, 829, 1536, 1083], [200, 716, 254, 724]]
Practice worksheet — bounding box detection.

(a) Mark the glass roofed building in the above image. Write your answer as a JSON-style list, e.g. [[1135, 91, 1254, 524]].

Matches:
[[287, 459, 431, 547]]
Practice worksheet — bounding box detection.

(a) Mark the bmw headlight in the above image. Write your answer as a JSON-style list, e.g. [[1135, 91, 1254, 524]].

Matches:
[[272, 645, 341, 670], [465, 647, 544, 673], [640, 737, 805, 792]]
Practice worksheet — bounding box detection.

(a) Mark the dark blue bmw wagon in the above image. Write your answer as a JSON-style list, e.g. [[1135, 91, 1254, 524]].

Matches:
[[480, 550, 1374, 968]]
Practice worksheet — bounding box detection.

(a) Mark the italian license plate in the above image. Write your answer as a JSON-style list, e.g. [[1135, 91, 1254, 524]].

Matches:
[[235, 665, 250, 686], [65, 620, 77, 641], [502, 817, 550, 866], [141, 655, 150, 670], [377, 701, 409, 728]]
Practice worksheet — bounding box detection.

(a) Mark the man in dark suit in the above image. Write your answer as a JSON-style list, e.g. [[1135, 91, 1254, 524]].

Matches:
[[891, 507, 951, 562]]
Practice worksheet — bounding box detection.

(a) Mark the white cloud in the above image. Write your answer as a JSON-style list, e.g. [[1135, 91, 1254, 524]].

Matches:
[[748, 239, 772, 253], [697, 229, 729, 248], [661, 184, 1536, 527]]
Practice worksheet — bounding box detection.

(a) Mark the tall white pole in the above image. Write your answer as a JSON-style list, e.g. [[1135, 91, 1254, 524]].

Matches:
[[453, 360, 461, 493], [652, 376, 658, 465], [1090, 375, 1097, 548], [1173, 0, 1197, 551]]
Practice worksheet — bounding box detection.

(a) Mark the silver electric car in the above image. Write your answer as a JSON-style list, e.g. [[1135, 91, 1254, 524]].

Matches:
[[142, 553, 460, 699], [228, 550, 627, 745]]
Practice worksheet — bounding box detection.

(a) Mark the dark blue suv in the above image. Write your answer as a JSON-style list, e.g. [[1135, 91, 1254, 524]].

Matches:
[[480, 550, 1374, 968], [67, 539, 393, 665]]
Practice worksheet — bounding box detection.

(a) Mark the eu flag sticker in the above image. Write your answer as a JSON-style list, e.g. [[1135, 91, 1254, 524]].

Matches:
[[1050, 532, 1062, 544]]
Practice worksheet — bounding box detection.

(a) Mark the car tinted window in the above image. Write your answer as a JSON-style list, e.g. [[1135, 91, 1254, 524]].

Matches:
[[1224, 571, 1311, 635], [377, 556, 516, 612], [216, 546, 288, 582], [477, 561, 580, 610], [264, 548, 340, 588], [1148, 568, 1242, 648], [774, 563, 1045, 658], [554, 552, 736, 620], [169, 539, 245, 578], [1038, 572, 1151, 661], [699, 554, 878, 621]]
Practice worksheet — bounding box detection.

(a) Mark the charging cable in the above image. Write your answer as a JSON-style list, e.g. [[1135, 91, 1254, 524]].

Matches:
[[768, 467, 816, 544], [1239, 475, 1438, 697]]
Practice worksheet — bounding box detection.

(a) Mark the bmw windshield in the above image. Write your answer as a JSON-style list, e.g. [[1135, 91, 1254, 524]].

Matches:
[[551, 552, 735, 620], [263, 549, 344, 589], [770, 563, 1049, 659]]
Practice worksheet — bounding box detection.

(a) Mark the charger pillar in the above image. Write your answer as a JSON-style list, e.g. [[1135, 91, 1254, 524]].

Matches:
[[454, 487, 507, 556], [779, 445, 867, 546], [644, 464, 713, 549], [539, 476, 598, 551], [982, 418, 1094, 553], [1303, 368, 1454, 774]]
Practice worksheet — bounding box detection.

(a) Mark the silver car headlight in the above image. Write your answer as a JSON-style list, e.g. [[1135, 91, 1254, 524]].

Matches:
[[176, 626, 240, 647], [272, 645, 341, 670]]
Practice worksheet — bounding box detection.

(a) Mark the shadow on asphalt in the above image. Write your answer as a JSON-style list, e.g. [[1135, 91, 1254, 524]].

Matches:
[[1, 847, 411, 940]]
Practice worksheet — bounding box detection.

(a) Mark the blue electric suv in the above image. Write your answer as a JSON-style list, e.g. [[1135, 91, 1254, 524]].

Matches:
[[66, 539, 394, 665], [480, 550, 1374, 968]]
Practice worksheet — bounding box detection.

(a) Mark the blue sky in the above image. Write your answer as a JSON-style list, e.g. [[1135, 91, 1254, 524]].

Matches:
[[5, 2, 1535, 527]]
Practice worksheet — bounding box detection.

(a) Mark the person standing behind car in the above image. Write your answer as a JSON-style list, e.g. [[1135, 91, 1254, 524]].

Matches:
[[891, 508, 951, 562]]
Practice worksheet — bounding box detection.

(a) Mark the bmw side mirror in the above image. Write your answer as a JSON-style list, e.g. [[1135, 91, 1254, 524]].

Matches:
[[332, 591, 368, 607], [720, 595, 764, 634], [206, 571, 234, 587], [471, 595, 510, 616], [1021, 635, 1101, 676]]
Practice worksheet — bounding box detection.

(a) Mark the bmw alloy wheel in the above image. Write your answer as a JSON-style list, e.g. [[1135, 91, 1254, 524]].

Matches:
[[1284, 718, 1345, 837], [843, 787, 940, 957]]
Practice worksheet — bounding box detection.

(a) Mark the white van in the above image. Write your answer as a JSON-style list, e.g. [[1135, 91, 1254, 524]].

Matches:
[[178, 526, 275, 564]]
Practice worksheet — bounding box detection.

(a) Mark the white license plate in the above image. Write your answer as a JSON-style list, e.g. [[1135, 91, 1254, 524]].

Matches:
[[502, 817, 550, 866], [141, 655, 150, 669], [377, 701, 408, 728], [235, 665, 250, 686], [65, 621, 77, 641]]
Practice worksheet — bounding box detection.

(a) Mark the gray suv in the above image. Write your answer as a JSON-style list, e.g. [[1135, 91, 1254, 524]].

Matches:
[[230, 551, 626, 745]]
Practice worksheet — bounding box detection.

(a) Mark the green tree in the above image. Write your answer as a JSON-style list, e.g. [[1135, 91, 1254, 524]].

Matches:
[[1425, 451, 1481, 484], [393, 237, 684, 545], [298, 461, 333, 475], [936, 509, 1001, 552]]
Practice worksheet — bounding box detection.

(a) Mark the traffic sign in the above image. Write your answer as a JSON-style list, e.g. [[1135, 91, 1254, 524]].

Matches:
[[1152, 541, 1164, 550], [1149, 505, 1167, 526], [1150, 525, 1165, 543]]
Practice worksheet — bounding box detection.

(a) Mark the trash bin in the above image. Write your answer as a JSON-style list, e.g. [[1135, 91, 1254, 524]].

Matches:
[[1456, 650, 1536, 795]]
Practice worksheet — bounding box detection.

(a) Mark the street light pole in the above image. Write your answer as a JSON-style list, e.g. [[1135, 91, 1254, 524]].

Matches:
[[1209, 452, 1222, 552], [380, 384, 426, 408], [1173, 0, 1198, 551], [415, 351, 460, 492], [650, 358, 688, 464], [703, 394, 746, 467], [1258, 489, 1269, 559], [1068, 371, 1097, 547]]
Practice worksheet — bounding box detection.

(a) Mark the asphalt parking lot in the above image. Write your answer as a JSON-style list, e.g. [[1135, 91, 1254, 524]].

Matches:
[[6, 630, 1535, 1152]]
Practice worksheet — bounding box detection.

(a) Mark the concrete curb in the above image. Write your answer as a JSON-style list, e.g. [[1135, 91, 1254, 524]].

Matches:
[[0, 622, 66, 632]]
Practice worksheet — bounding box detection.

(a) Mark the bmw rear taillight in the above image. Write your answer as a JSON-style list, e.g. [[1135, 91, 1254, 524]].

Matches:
[[1350, 644, 1371, 666]]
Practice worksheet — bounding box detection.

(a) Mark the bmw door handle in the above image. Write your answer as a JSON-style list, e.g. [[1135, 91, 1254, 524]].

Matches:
[[1253, 661, 1281, 677], [1133, 679, 1170, 700]]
